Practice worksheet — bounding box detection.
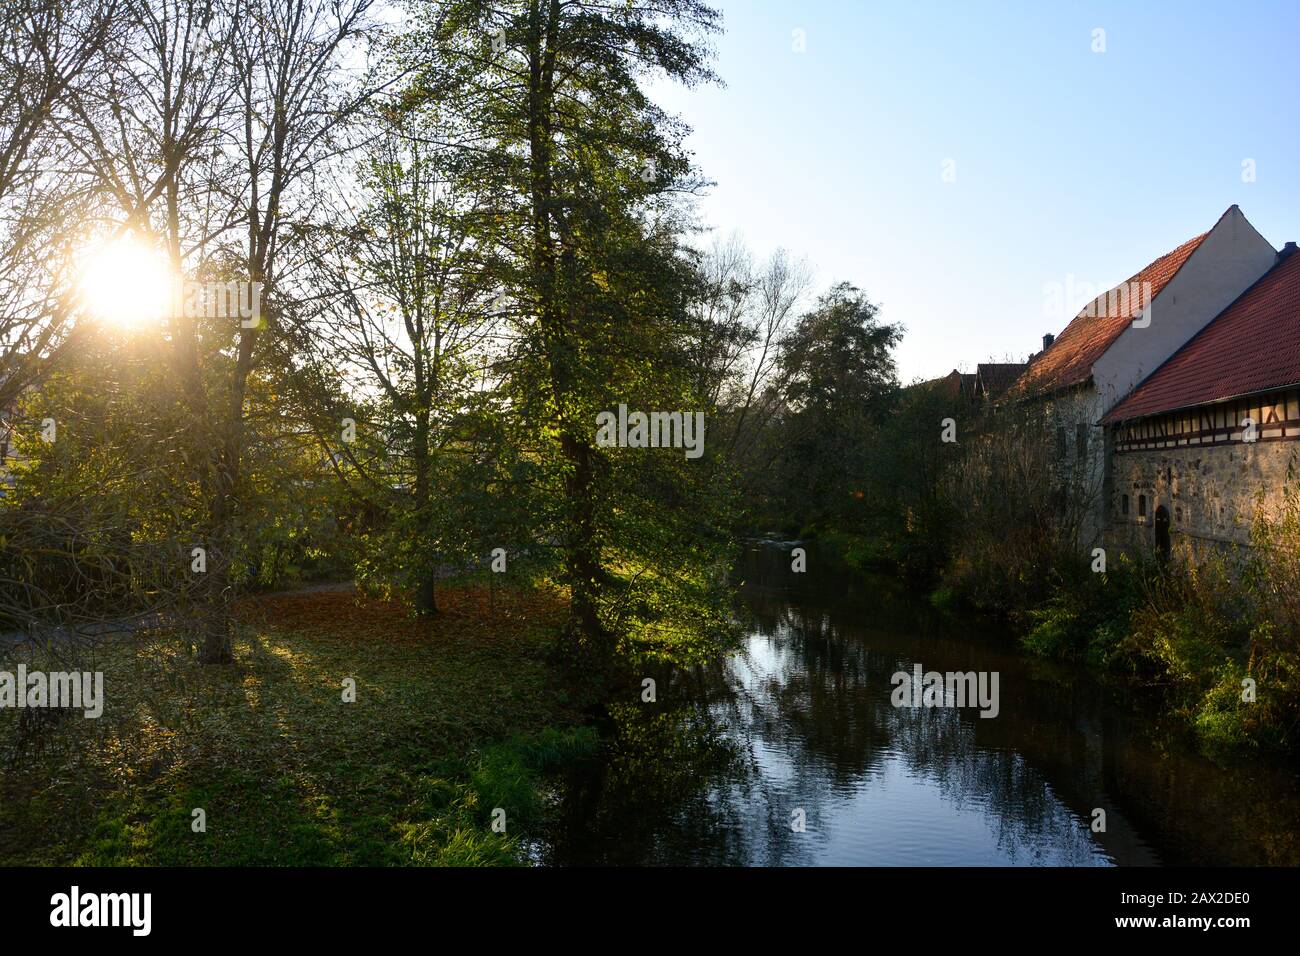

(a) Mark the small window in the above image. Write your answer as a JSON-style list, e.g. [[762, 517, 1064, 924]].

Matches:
[[1121, 494, 1129, 516], [1055, 426, 1067, 458], [1076, 423, 1089, 458], [1138, 494, 1147, 518]]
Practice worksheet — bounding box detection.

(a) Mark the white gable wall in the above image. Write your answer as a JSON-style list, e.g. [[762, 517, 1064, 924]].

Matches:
[[1091, 206, 1277, 418]]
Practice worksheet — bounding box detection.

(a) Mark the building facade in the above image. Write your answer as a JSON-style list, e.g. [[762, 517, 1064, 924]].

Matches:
[[1102, 242, 1300, 560], [1015, 206, 1279, 549]]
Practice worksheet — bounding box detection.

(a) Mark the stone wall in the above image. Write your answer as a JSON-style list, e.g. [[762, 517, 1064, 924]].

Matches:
[[1105, 437, 1300, 560]]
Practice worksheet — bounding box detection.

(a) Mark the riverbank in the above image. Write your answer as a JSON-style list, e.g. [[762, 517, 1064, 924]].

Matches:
[[0, 585, 595, 865], [815, 529, 1300, 759]]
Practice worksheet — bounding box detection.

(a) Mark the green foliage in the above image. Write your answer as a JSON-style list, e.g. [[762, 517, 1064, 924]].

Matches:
[[1021, 592, 1088, 659], [927, 585, 957, 611], [759, 283, 904, 533], [853, 379, 966, 583], [393, 0, 735, 670], [399, 727, 599, 866], [1013, 545, 1300, 755], [1231, 482, 1300, 751], [1020, 557, 1137, 665], [818, 530, 896, 574], [0, 337, 353, 627], [606, 548, 742, 669], [1192, 663, 1262, 754]]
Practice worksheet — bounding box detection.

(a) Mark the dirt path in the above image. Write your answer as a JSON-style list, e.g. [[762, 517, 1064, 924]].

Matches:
[[1, 580, 357, 648]]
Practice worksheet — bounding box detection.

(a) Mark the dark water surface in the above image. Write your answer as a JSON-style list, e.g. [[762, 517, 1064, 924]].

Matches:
[[541, 543, 1300, 866]]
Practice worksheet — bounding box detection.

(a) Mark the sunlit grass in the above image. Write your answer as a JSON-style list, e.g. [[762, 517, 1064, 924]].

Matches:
[[0, 585, 595, 866]]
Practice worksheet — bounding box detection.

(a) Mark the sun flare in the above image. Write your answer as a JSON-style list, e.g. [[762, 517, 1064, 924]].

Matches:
[[77, 235, 175, 328]]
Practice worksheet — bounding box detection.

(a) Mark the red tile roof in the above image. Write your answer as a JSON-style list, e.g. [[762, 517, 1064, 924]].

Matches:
[[1016, 229, 1211, 396], [1103, 246, 1300, 423], [976, 362, 1027, 396]]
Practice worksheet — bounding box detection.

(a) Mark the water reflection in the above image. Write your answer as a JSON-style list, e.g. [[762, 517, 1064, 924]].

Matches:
[[542, 544, 1300, 866]]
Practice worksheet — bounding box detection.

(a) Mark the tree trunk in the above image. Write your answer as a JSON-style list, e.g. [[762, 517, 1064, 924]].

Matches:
[[196, 396, 245, 666], [197, 601, 234, 664], [412, 397, 436, 616], [526, 0, 608, 656], [415, 573, 438, 616], [562, 431, 604, 641]]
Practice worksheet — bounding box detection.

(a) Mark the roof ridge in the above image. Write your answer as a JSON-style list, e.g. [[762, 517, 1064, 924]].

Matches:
[[1016, 224, 1214, 396], [1072, 230, 1210, 322]]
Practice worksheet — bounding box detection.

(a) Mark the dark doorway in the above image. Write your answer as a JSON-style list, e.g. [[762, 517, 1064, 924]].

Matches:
[[1154, 505, 1171, 560]]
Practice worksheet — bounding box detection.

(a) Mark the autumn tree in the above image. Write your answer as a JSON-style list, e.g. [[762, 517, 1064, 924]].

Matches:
[[296, 107, 523, 614], [0, 0, 118, 409], [54, 0, 389, 662]]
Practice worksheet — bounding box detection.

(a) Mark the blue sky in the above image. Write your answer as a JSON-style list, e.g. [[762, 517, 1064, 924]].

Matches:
[[650, 0, 1300, 382]]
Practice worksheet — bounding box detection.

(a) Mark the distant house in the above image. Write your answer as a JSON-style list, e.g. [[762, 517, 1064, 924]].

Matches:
[[912, 369, 976, 403], [921, 365, 1023, 407], [973, 362, 1026, 402], [1101, 241, 1300, 559], [1014, 205, 1279, 546]]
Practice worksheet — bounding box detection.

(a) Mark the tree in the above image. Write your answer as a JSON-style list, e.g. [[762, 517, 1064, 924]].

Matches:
[[299, 107, 515, 614], [941, 392, 1103, 607], [407, 0, 725, 668], [56, 0, 389, 662], [687, 237, 811, 501], [0, 0, 118, 409], [771, 282, 902, 530]]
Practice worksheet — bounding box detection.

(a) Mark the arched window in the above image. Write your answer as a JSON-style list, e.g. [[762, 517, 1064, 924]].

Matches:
[[1121, 494, 1129, 516], [1138, 494, 1147, 518], [1154, 505, 1171, 560]]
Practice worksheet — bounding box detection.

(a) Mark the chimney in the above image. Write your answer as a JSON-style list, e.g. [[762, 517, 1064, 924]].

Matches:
[[1042, 332, 1055, 351], [1281, 241, 1298, 259]]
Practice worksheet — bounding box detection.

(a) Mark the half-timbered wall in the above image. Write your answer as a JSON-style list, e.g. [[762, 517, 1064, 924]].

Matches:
[[1115, 387, 1300, 453], [1107, 391, 1300, 557]]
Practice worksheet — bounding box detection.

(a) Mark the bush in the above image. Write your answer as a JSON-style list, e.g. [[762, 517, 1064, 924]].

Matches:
[[1022, 591, 1089, 658], [1020, 558, 1132, 662], [1016, 548, 1300, 753]]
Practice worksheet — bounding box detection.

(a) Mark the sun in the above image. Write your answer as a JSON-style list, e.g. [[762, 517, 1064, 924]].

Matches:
[[77, 234, 176, 328]]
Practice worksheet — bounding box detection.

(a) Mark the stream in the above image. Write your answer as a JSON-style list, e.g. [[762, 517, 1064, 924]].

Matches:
[[541, 542, 1300, 865]]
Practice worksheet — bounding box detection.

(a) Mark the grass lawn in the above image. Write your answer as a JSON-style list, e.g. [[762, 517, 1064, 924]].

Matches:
[[0, 585, 596, 866]]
